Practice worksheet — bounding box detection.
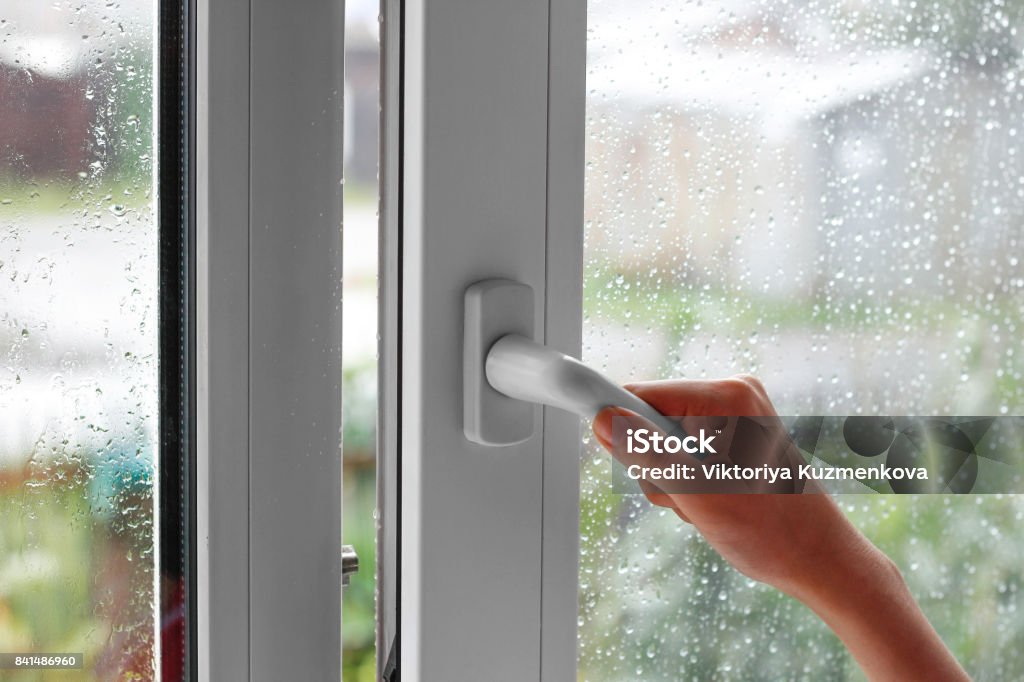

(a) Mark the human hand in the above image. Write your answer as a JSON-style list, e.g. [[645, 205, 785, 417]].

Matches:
[[592, 376, 970, 682], [592, 376, 859, 593]]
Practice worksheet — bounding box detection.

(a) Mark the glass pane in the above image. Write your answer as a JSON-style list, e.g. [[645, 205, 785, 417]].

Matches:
[[342, 0, 380, 679], [582, 0, 1024, 679], [0, 1, 176, 678]]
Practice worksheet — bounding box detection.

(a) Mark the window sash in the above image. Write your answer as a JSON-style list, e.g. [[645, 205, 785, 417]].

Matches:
[[195, 0, 345, 679], [377, 1, 587, 679]]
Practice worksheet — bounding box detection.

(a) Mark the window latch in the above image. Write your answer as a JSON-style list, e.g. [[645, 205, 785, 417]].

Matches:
[[342, 544, 359, 587]]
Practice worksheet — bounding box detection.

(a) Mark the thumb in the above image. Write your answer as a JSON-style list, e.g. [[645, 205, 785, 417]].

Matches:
[[593, 406, 661, 467]]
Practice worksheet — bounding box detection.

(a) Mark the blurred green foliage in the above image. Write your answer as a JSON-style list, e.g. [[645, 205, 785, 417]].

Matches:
[[0, 477, 127, 681], [342, 360, 378, 682]]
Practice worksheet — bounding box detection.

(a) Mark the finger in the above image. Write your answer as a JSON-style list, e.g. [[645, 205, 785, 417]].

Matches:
[[593, 406, 674, 469], [638, 479, 675, 509], [672, 507, 692, 524], [596, 419, 687, 512], [624, 377, 776, 418], [623, 379, 793, 493], [592, 406, 616, 449], [593, 406, 739, 494], [637, 480, 694, 523]]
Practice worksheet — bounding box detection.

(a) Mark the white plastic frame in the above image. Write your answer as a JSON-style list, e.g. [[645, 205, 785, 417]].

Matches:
[[378, 0, 587, 679], [195, 0, 345, 679]]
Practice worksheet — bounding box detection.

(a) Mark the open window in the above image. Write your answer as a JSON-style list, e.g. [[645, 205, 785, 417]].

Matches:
[[377, 0, 585, 679], [378, 0, 1024, 680], [6, 0, 1023, 679]]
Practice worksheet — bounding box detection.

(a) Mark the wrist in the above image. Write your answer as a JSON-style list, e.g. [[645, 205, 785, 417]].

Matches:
[[772, 510, 970, 682], [785, 532, 903, 617], [772, 502, 898, 611]]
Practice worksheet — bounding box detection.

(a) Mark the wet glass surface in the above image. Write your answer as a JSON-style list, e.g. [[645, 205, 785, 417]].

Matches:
[[580, 1, 1024, 679], [0, 1, 160, 678]]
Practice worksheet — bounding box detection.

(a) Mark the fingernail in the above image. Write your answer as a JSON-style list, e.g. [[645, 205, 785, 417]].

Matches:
[[593, 407, 616, 442]]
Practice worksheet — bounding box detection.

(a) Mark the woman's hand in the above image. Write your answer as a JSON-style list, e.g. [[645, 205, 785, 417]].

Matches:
[[592, 377, 971, 682], [593, 376, 855, 591]]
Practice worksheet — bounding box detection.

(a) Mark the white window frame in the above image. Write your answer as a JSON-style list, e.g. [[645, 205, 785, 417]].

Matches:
[[378, 1, 587, 679], [195, 0, 345, 679]]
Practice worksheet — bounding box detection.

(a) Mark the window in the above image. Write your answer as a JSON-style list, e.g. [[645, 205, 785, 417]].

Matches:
[[8, 0, 1020, 679], [0, 0, 187, 677], [580, 0, 1024, 678], [196, 0, 344, 678], [340, 0, 381, 677], [3, 0, 348, 678], [376, 0, 585, 678]]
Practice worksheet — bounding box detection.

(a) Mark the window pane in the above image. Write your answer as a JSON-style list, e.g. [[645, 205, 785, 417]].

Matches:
[[342, 0, 380, 679], [0, 1, 168, 678], [581, 0, 1024, 679]]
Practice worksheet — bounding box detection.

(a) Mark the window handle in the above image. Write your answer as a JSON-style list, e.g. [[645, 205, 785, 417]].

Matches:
[[464, 278, 679, 446], [486, 333, 680, 438]]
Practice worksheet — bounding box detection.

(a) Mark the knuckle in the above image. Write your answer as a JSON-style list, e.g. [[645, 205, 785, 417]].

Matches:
[[718, 376, 765, 412], [718, 377, 752, 401], [733, 374, 766, 395]]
